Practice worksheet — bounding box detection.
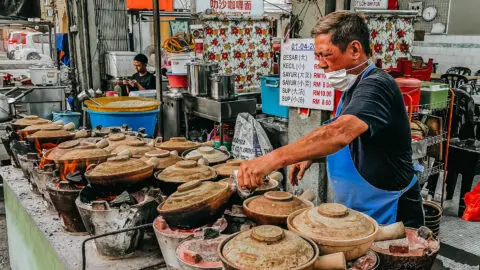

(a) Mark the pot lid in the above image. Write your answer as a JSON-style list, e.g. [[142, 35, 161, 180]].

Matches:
[[104, 134, 138, 152], [141, 150, 181, 169], [245, 191, 311, 218], [43, 140, 81, 161], [57, 144, 111, 162], [176, 235, 229, 269], [108, 133, 126, 141], [289, 203, 377, 241], [184, 146, 230, 164], [156, 160, 216, 183], [28, 127, 74, 139], [222, 225, 315, 269], [86, 156, 152, 177], [13, 115, 51, 126], [213, 159, 243, 176], [156, 137, 200, 152], [160, 180, 230, 212], [19, 123, 59, 133], [111, 140, 156, 157]]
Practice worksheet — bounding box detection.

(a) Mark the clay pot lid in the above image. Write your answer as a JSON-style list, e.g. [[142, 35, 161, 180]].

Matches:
[[43, 141, 80, 161], [176, 235, 229, 268], [40, 125, 62, 131], [213, 159, 243, 176], [87, 156, 152, 177], [111, 141, 156, 156], [159, 180, 230, 212], [108, 133, 126, 141], [221, 225, 315, 269], [58, 140, 80, 149], [245, 191, 311, 218], [13, 115, 51, 126], [20, 123, 59, 133], [127, 140, 146, 146], [57, 145, 110, 161], [28, 128, 74, 139], [290, 203, 377, 242], [141, 150, 181, 169], [156, 160, 217, 183], [156, 137, 200, 151], [184, 146, 229, 164]]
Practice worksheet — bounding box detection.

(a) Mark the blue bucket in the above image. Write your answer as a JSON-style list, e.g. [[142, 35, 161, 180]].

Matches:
[[52, 111, 81, 128], [260, 75, 289, 118], [86, 109, 159, 137]]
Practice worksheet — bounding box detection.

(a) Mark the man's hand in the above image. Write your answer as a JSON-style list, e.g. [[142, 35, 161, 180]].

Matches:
[[237, 154, 278, 189], [289, 160, 313, 186]]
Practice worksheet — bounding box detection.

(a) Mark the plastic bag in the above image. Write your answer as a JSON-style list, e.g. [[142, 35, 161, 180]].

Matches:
[[462, 182, 480, 221], [231, 113, 273, 160]]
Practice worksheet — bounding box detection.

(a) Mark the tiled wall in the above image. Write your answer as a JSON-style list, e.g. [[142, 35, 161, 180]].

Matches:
[[412, 34, 480, 74], [399, 0, 449, 33]]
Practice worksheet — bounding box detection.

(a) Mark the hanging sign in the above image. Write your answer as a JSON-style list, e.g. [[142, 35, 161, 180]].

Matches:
[[279, 39, 334, 111], [353, 0, 388, 9], [195, 0, 264, 16]]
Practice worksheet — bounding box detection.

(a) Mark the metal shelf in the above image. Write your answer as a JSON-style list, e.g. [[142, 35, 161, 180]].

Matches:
[[417, 162, 444, 185]]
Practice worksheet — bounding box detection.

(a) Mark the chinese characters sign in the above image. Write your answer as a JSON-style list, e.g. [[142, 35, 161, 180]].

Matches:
[[196, 0, 264, 15], [279, 39, 334, 111], [354, 0, 388, 9]]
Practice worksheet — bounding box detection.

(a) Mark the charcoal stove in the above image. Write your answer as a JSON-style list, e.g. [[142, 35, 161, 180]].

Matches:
[[47, 181, 87, 233], [32, 164, 58, 208], [76, 185, 162, 258], [153, 216, 228, 269]]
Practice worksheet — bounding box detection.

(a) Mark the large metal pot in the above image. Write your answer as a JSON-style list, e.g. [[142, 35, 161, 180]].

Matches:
[[0, 94, 11, 122], [210, 73, 236, 101], [186, 61, 219, 97]]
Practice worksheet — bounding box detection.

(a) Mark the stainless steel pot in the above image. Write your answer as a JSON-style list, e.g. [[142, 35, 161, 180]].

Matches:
[[0, 94, 10, 122], [187, 61, 219, 97], [211, 73, 236, 101]]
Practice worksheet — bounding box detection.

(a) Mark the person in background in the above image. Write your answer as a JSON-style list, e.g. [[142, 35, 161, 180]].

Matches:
[[124, 53, 156, 94]]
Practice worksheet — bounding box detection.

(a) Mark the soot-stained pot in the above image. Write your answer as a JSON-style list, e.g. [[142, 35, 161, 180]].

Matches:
[[243, 191, 314, 227], [111, 140, 156, 158], [25, 125, 75, 148], [158, 180, 234, 229], [84, 155, 153, 187], [156, 137, 201, 154], [176, 235, 230, 270], [11, 115, 51, 131], [182, 146, 231, 166], [139, 149, 181, 171], [213, 160, 243, 178], [218, 225, 322, 270], [154, 160, 217, 195], [287, 203, 378, 260]]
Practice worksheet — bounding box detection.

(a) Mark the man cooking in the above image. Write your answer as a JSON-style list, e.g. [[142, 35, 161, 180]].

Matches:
[[124, 53, 156, 94], [237, 11, 424, 228]]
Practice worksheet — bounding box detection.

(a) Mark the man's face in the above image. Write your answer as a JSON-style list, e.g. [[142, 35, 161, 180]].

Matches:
[[134, 60, 146, 73], [314, 33, 356, 73]]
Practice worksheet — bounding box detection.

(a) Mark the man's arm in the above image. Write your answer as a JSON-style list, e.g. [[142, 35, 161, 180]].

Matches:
[[238, 114, 368, 188]]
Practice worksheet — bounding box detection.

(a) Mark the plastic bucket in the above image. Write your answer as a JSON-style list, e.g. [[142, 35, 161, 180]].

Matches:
[[86, 108, 159, 137], [260, 75, 289, 118], [52, 111, 81, 128], [396, 78, 421, 112], [166, 73, 188, 88]]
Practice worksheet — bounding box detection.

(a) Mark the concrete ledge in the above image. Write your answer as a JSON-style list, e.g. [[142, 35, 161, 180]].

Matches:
[[1, 166, 164, 270]]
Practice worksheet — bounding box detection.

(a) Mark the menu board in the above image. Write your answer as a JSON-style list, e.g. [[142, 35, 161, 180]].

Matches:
[[279, 39, 334, 111]]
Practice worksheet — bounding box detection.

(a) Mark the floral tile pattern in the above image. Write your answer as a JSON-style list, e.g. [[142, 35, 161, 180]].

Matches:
[[366, 15, 414, 68], [203, 18, 273, 93]]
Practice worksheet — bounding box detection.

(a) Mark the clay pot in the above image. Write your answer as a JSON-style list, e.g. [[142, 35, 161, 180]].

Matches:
[[25, 126, 75, 147], [157, 180, 234, 229], [213, 159, 244, 178], [287, 203, 379, 260], [154, 160, 217, 195], [11, 115, 51, 130], [156, 137, 201, 154], [182, 146, 231, 166], [243, 191, 314, 227], [139, 149, 181, 171], [111, 140, 156, 158]]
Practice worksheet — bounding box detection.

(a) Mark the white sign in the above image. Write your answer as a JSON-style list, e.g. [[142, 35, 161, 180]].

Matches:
[[195, 0, 264, 16], [354, 0, 388, 9], [279, 39, 334, 111]]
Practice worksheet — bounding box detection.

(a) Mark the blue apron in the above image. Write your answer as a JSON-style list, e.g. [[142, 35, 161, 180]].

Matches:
[[326, 64, 418, 225]]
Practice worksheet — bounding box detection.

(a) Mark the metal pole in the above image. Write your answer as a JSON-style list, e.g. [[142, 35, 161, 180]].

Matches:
[[153, 0, 164, 138]]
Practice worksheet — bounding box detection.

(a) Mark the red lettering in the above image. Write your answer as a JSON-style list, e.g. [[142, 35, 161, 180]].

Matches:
[[313, 90, 321, 96], [313, 99, 320, 104], [210, 0, 219, 8], [313, 82, 321, 88], [314, 73, 321, 78], [219, 0, 227, 9], [228, 0, 235, 9], [236, 0, 243, 9], [244, 0, 251, 10]]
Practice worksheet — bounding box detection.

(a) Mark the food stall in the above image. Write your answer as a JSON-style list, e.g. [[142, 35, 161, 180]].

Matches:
[[0, 1, 447, 270]]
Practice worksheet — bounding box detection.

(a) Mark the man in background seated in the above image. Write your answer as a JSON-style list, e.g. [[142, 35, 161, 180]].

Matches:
[[124, 53, 156, 94]]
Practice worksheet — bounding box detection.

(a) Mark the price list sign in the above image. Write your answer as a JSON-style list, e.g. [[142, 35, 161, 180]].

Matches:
[[280, 39, 334, 111]]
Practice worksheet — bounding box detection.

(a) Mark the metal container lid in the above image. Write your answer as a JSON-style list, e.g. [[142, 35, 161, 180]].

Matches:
[[156, 160, 217, 183], [289, 203, 377, 242], [244, 191, 312, 218], [159, 180, 230, 212], [221, 225, 315, 269]]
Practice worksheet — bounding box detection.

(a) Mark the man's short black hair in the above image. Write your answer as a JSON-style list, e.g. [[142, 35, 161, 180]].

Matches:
[[134, 53, 148, 64]]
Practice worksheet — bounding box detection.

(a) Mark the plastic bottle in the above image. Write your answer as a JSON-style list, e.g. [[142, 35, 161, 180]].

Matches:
[[114, 82, 122, 96]]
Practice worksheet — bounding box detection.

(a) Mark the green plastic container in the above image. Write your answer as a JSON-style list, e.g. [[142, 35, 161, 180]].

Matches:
[[420, 82, 449, 110]]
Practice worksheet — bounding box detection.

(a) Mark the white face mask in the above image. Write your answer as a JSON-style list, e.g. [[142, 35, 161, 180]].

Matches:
[[325, 60, 371, 91]]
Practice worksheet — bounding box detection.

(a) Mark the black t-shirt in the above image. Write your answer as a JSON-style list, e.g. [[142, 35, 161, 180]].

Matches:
[[340, 68, 414, 191], [131, 71, 156, 91]]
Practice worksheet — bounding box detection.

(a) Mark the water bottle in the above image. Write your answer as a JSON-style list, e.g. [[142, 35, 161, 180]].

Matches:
[[114, 82, 122, 96]]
